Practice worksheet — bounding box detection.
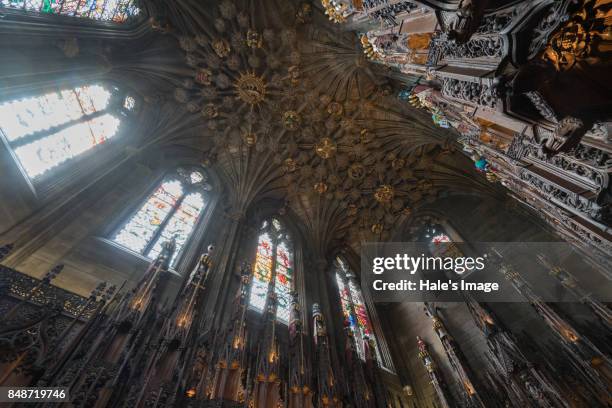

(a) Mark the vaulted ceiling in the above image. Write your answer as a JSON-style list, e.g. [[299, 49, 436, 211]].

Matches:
[[111, 0, 504, 256]]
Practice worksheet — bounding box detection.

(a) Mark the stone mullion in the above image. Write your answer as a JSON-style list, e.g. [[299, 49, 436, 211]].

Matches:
[[265, 235, 279, 317], [143, 191, 185, 256], [207, 215, 245, 331], [339, 269, 364, 359], [293, 242, 311, 376], [293, 244, 308, 334], [344, 251, 396, 371], [173, 192, 220, 277], [357, 273, 395, 370], [316, 260, 349, 395]]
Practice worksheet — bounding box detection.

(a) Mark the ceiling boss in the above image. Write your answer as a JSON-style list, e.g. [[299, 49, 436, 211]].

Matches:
[[234, 72, 267, 106]]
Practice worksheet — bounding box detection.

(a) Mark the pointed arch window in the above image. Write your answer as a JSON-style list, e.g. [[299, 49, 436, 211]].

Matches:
[[112, 168, 212, 266], [249, 218, 294, 324], [0, 84, 136, 180], [0, 0, 140, 24], [335, 256, 382, 363]]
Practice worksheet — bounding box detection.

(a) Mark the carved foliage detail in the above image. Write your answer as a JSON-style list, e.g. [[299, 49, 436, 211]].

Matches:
[[441, 78, 498, 108], [442, 35, 504, 59], [519, 170, 603, 220]]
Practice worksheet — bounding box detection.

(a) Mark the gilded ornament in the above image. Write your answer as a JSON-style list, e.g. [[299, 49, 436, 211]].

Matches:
[[315, 137, 337, 159], [243, 132, 257, 146], [246, 29, 263, 48], [314, 182, 328, 194], [347, 204, 358, 216], [371, 223, 383, 234], [212, 38, 231, 58], [327, 101, 343, 117], [283, 111, 301, 131], [283, 158, 297, 173], [360, 128, 371, 143], [234, 72, 267, 105], [360, 34, 380, 60], [202, 103, 219, 118], [195, 68, 212, 85], [348, 163, 365, 180], [485, 171, 498, 182], [374, 185, 394, 203], [542, 0, 608, 72], [321, 0, 347, 23]]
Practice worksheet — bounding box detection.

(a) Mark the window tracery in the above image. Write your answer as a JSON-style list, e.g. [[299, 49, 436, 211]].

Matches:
[[112, 167, 211, 266], [0, 0, 140, 24], [0, 84, 135, 180], [335, 256, 381, 363], [249, 218, 294, 324]]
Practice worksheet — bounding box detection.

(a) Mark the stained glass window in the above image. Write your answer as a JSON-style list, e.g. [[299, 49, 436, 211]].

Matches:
[[335, 256, 381, 363], [423, 224, 451, 244], [112, 169, 209, 267], [0, 84, 135, 180], [431, 234, 451, 244], [0, 0, 140, 24], [249, 218, 294, 323]]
